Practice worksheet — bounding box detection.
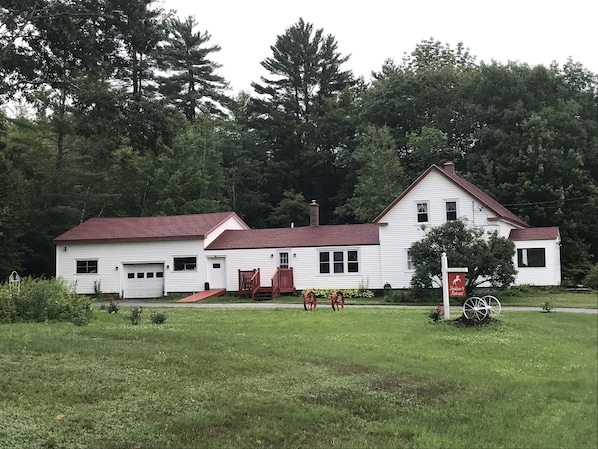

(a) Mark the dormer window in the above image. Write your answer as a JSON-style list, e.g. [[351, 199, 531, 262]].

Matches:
[[417, 202, 429, 223]]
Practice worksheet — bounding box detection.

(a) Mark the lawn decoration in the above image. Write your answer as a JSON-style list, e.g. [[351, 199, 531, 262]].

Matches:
[[303, 290, 317, 311], [462, 295, 502, 322], [8, 271, 21, 295], [331, 290, 344, 311]]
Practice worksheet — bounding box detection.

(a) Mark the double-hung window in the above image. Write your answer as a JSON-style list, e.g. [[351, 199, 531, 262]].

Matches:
[[445, 201, 457, 221], [417, 202, 429, 223], [406, 251, 416, 271]]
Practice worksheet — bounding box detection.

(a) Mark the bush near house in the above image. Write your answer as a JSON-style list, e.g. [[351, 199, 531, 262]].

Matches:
[[301, 288, 374, 299], [0, 277, 92, 325]]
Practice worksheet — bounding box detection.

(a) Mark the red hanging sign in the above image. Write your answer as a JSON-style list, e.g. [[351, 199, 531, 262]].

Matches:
[[448, 272, 466, 297]]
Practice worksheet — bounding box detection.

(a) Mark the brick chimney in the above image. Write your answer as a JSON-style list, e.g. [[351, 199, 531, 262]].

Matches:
[[443, 161, 455, 174], [309, 200, 319, 226]]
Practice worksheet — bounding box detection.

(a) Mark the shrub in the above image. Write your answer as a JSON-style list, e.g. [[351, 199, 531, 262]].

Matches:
[[0, 277, 92, 325], [542, 301, 554, 313], [301, 288, 374, 299], [428, 304, 444, 322], [0, 289, 17, 323], [130, 307, 143, 325], [107, 297, 119, 314], [150, 310, 167, 324]]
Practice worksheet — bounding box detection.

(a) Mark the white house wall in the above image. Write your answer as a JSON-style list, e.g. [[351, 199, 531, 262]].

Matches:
[[203, 215, 248, 247], [378, 170, 520, 289], [512, 239, 561, 286], [208, 245, 382, 292], [56, 240, 208, 296]]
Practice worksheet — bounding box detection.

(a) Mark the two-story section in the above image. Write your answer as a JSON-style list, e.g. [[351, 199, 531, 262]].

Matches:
[[373, 162, 560, 288]]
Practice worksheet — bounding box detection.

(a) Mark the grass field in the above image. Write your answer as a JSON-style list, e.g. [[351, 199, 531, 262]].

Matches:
[[152, 289, 598, 309], [1, 306, 596, 449]]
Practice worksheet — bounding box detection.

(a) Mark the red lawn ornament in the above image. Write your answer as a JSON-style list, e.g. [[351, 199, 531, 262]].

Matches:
[[331, 290, 344, 311], [303, 290, 317, 311]]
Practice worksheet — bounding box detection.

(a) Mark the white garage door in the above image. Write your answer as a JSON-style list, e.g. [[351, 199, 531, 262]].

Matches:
[[124, 264, 164, 299]]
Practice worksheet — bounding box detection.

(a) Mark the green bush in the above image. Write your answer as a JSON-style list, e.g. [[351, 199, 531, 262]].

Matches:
[[0, 277, 92, 325], [150, 310, 167, 324], [0, 289, 17, 323], [130, 307, 143, 325], [301, 288, 374, 299]]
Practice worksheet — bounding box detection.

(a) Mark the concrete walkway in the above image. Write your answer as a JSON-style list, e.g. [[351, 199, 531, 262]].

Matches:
[[98, 300, 598, 314]]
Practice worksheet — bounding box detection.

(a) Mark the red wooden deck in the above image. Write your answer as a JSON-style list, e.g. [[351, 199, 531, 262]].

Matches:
[[176, 289, 226, 303]]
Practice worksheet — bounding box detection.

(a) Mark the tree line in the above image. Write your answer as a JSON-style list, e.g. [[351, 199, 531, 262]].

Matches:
[[1, 0, 596, 283]]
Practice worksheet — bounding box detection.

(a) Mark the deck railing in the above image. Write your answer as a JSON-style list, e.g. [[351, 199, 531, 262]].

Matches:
[[238, 268, 294, 300], [272, 268, 294, 299]]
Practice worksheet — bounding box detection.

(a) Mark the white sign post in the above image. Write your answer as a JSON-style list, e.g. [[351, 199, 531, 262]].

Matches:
[[441, 252, 467, 321]]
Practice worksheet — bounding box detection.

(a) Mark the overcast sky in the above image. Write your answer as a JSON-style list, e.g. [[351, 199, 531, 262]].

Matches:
[[163, 0, 597, 94]]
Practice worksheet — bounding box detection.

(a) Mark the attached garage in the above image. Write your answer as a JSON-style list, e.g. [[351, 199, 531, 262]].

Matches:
[[124, 263, 164, 299]]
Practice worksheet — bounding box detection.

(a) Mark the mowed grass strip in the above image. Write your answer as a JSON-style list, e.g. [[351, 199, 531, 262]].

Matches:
[[0, 307, 596, 449]]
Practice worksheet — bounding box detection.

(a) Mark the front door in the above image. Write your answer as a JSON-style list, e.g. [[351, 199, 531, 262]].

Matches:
[[208, 257, 226, 289], [278, 251, 290, 269]]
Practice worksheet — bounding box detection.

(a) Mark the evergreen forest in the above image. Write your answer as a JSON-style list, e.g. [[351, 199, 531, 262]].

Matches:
[[1, 1, 597, 283]]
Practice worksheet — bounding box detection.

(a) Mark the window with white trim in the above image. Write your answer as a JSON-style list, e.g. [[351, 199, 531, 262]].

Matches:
[[406, 251, 416, 271], [319, 250, 359, 274], [517, 248, 546, 267], [76, 260, 98, 274], [445, 201, 457, 221], [173, 256, 197, 271], [416, 202, 429, 223]]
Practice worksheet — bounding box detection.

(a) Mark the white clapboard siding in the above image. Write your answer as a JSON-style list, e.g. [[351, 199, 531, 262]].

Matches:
[[378, 170, 520, 289], [209, 244, 382, 292], [56, 240, 207, 296], [512, 239, 562, 286]]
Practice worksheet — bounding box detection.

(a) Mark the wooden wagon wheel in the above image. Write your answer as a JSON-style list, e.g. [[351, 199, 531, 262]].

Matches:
[[303, 290, 317, 311], [331, 290, 345, 311], [462, 296, 489, 322]]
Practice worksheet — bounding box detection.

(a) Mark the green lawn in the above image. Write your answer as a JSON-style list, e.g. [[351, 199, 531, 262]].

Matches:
[[144, 289, 598, 309], [1, 307, 596, 449]]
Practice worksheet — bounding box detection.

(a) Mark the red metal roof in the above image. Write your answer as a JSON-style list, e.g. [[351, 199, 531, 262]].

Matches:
[[373, 164, 529, 228], [53, 212, 248, 244], [509, 227, 560, 241], [205, 223, 380, 250]]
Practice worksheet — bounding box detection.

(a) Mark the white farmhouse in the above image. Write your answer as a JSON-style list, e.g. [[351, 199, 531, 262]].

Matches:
[[374, 162, 561, 288], [53, 163, 561, 298]]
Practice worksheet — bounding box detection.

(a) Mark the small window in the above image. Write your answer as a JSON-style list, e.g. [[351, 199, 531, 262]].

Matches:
[[446, 201, 457, 221], [156, 272, 164, 278], [417, 202, 429, 223], [213, 263, 221, 269], [517, 248, 546, 267], [147, 272, 154, 278], [174, 257, 197, 271], [347, 251, 359, 273], [333, 251, 344, 273], [76, 260, 98, 274], [407, 251, 416, 271], [127, 273, 134, 279], [137, 272, 144, 278], [319, 252, 330, 274]]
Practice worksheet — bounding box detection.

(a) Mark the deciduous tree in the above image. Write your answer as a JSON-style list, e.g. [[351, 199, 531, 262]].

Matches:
[[409, 220, 517, 294]]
